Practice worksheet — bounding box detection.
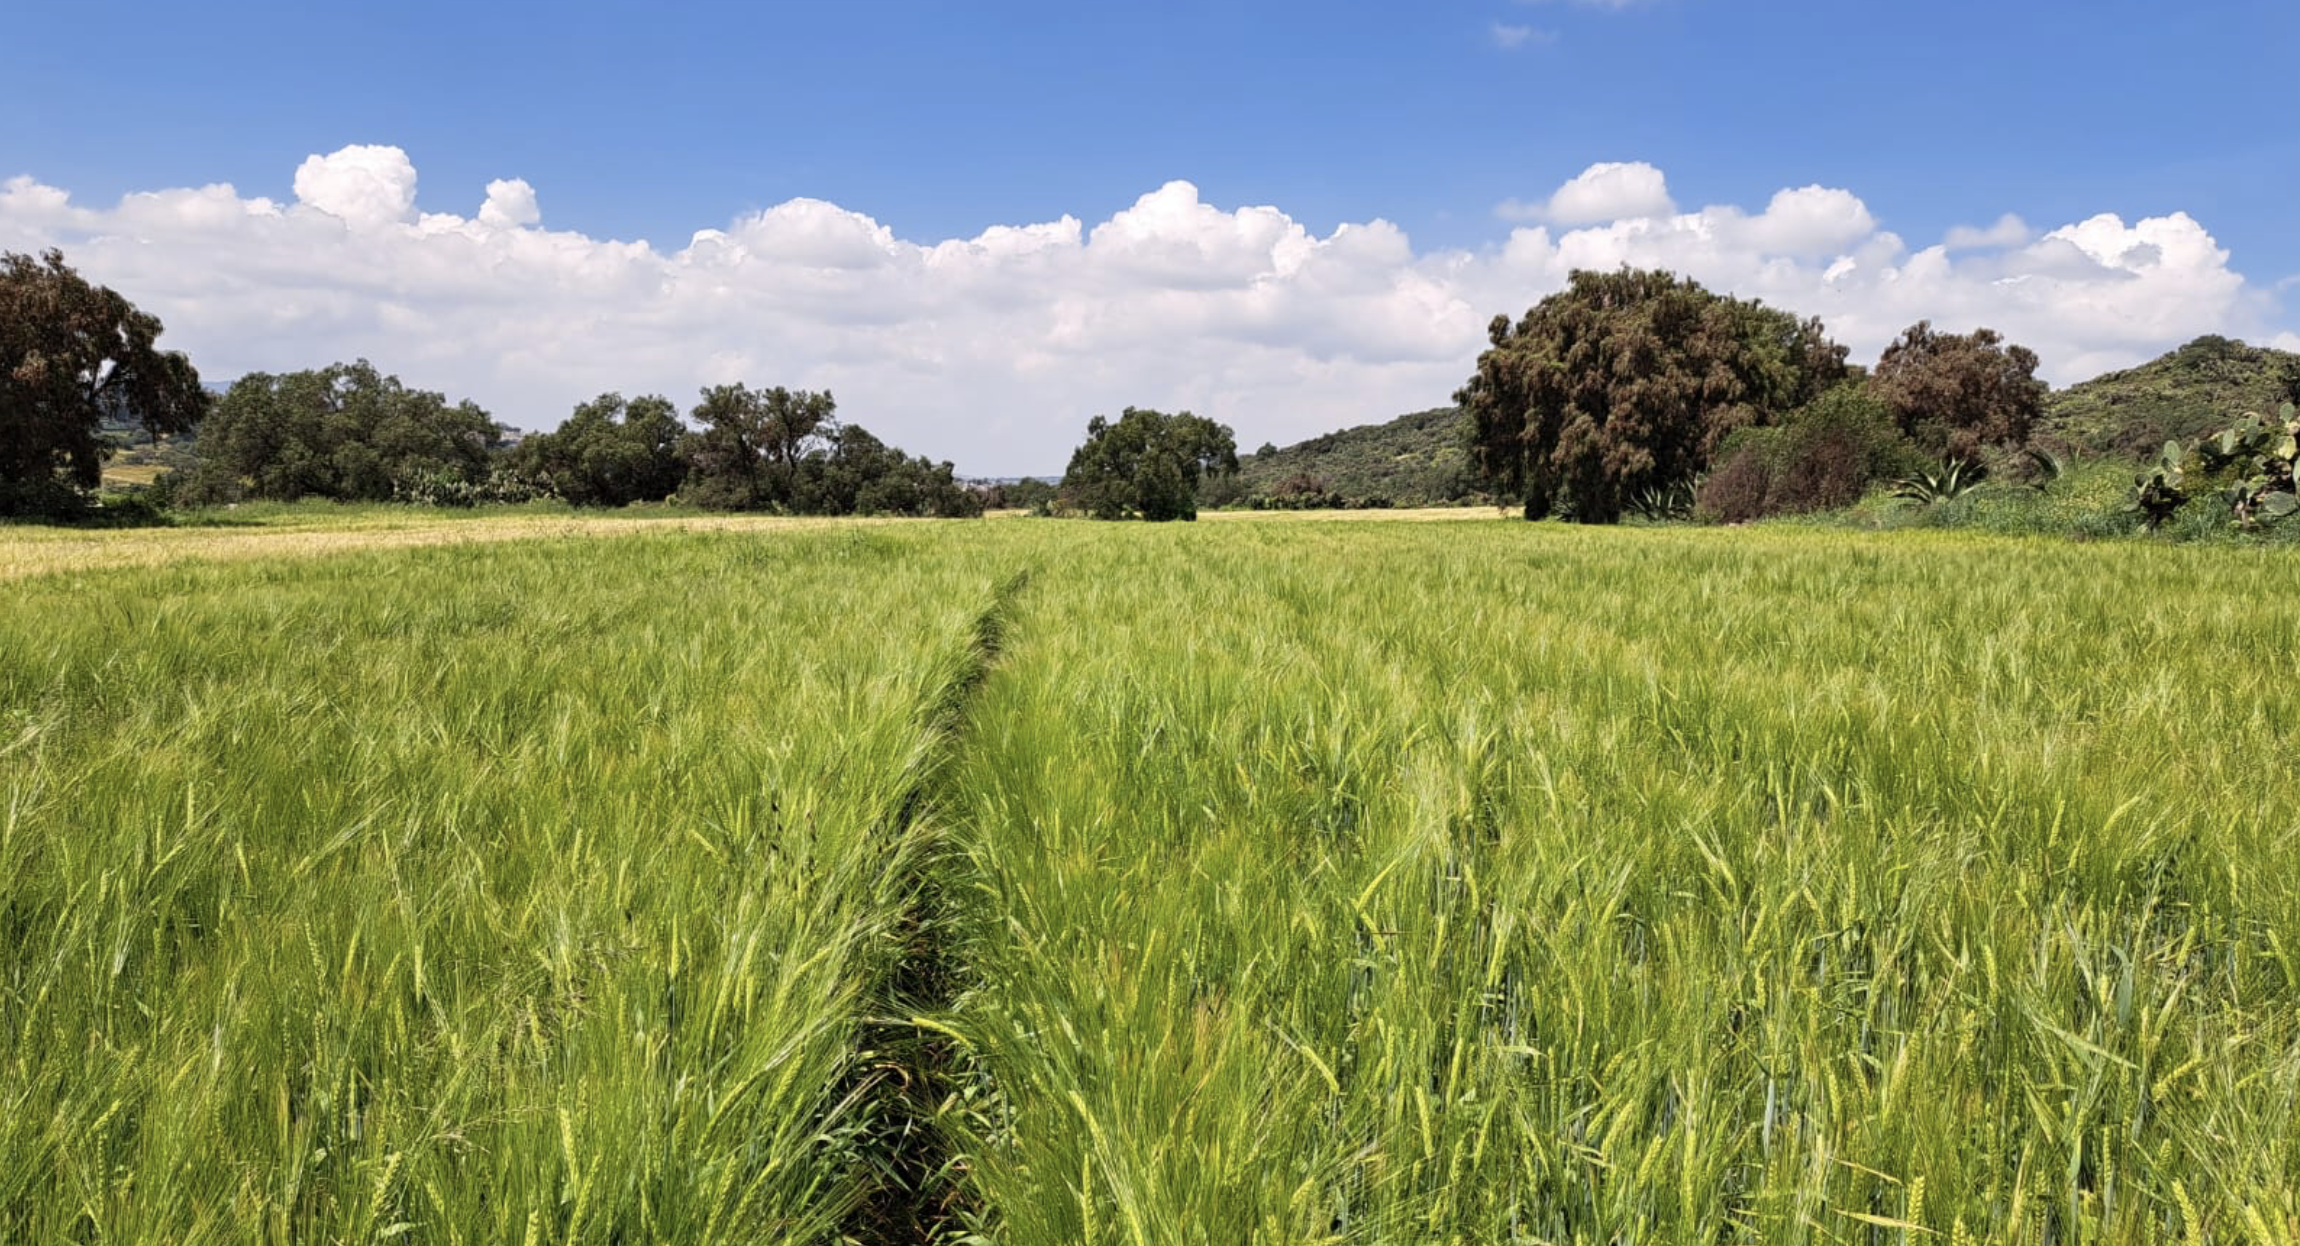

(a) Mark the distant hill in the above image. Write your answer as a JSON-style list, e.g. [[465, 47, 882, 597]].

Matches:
[[2040, 336, 2300, 459], [1213, 407, 1482, 507]]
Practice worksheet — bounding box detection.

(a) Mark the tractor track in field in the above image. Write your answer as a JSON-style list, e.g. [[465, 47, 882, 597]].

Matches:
[[842, 567, 1031, 1246]]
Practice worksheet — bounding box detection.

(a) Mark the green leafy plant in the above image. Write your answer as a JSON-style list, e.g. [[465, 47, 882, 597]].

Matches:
[[2127, 440, 2190, 530], [392, 467, 557, 508], [1891, 458, 1985, 505], [2022, 446, 2070, 488]]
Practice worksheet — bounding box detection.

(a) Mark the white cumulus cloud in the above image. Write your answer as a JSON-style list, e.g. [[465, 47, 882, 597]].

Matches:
[[1729, 186, 1877, 259], [478, 179, 540, 229], [1945, 214, 2032, 251], [1, 144, 2290, 474], [291, 144, 419, 230], [1499, 160, 1675, 225]]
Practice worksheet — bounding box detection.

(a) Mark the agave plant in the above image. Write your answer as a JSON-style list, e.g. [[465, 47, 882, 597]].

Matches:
[[1629, 477, 1699, 521], [2022, 446, 2070, 489], [1892, 459, 1985, 505]]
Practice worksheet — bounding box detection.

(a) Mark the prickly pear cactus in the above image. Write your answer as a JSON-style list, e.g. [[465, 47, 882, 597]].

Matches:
[[2150, 403, 2300, 531], [2221, 402, 2299, 528], [2127, 439, 2190, 530]]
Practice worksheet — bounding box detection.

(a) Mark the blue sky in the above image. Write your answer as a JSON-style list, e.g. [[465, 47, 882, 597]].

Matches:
[[5, 0, 2296, 473]]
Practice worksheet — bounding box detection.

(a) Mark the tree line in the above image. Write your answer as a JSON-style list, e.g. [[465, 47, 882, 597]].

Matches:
[[8, 244, 2060, 526], [1, 247, 1260, 524], [174, 366, 985, 518], [0, 250, 990, 520], [3, 247, 1260, 523]]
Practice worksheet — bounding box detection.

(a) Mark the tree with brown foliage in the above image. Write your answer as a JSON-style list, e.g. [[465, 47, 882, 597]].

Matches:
[[1868, 321, 2045, 466], [1457, 268, 1848, 522], [1, 249, 207, 516]]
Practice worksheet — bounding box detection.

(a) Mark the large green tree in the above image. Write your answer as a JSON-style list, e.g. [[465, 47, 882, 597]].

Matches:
[[0, 250, 208, 516], [1059, 407, 1238, 521], [508, 393, 686, 506], [1868, 321, 2045, 465], [677, 384, 838, 511], [799, 423, 984, 518], [674, 385, 978, 516], [183, 361, 495, 503], [1458, 268, 1849, 522]]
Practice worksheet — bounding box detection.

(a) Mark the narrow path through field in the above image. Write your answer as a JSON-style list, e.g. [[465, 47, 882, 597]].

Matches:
[[844, 567, 1034, 1246]]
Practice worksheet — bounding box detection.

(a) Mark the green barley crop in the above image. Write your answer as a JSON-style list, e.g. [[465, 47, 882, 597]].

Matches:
[[5, 515, 2298, 1245], [937, 521, 2300, 1245], [0, 527, 1008, 1243]]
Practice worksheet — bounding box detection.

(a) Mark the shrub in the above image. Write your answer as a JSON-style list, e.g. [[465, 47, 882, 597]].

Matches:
[[393, 468, 557, 508], [1690, 445, 1774, 524], [1695, 385, 1917, 523]]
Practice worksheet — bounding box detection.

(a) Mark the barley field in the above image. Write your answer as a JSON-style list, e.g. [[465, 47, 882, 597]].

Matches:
[[0, 526, 1012, 1242], [2, 515, 2294, 1244]]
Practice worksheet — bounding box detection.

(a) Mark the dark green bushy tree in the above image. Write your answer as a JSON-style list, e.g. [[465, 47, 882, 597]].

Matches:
[[675, 385, 979, 517], [1058, 407, 1238, 521], [183, 361, 493, 503], [1, 250, 208, 516], [508, 393, 685, 506], [677, 384, 837, 511], [802, 423, 983, 517], [1457, 268, 1849, 522]]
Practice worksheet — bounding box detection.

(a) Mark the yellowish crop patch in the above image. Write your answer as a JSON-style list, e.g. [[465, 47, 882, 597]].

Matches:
[[99, 463, 168, 486], [0, 509, 898, 582], [1200, 504, 1499, 522]]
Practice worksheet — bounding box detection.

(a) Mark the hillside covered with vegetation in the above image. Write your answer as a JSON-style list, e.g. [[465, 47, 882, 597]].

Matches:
[[1204, 406, 1480, 508], [2038, 334, 2300, 458]]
